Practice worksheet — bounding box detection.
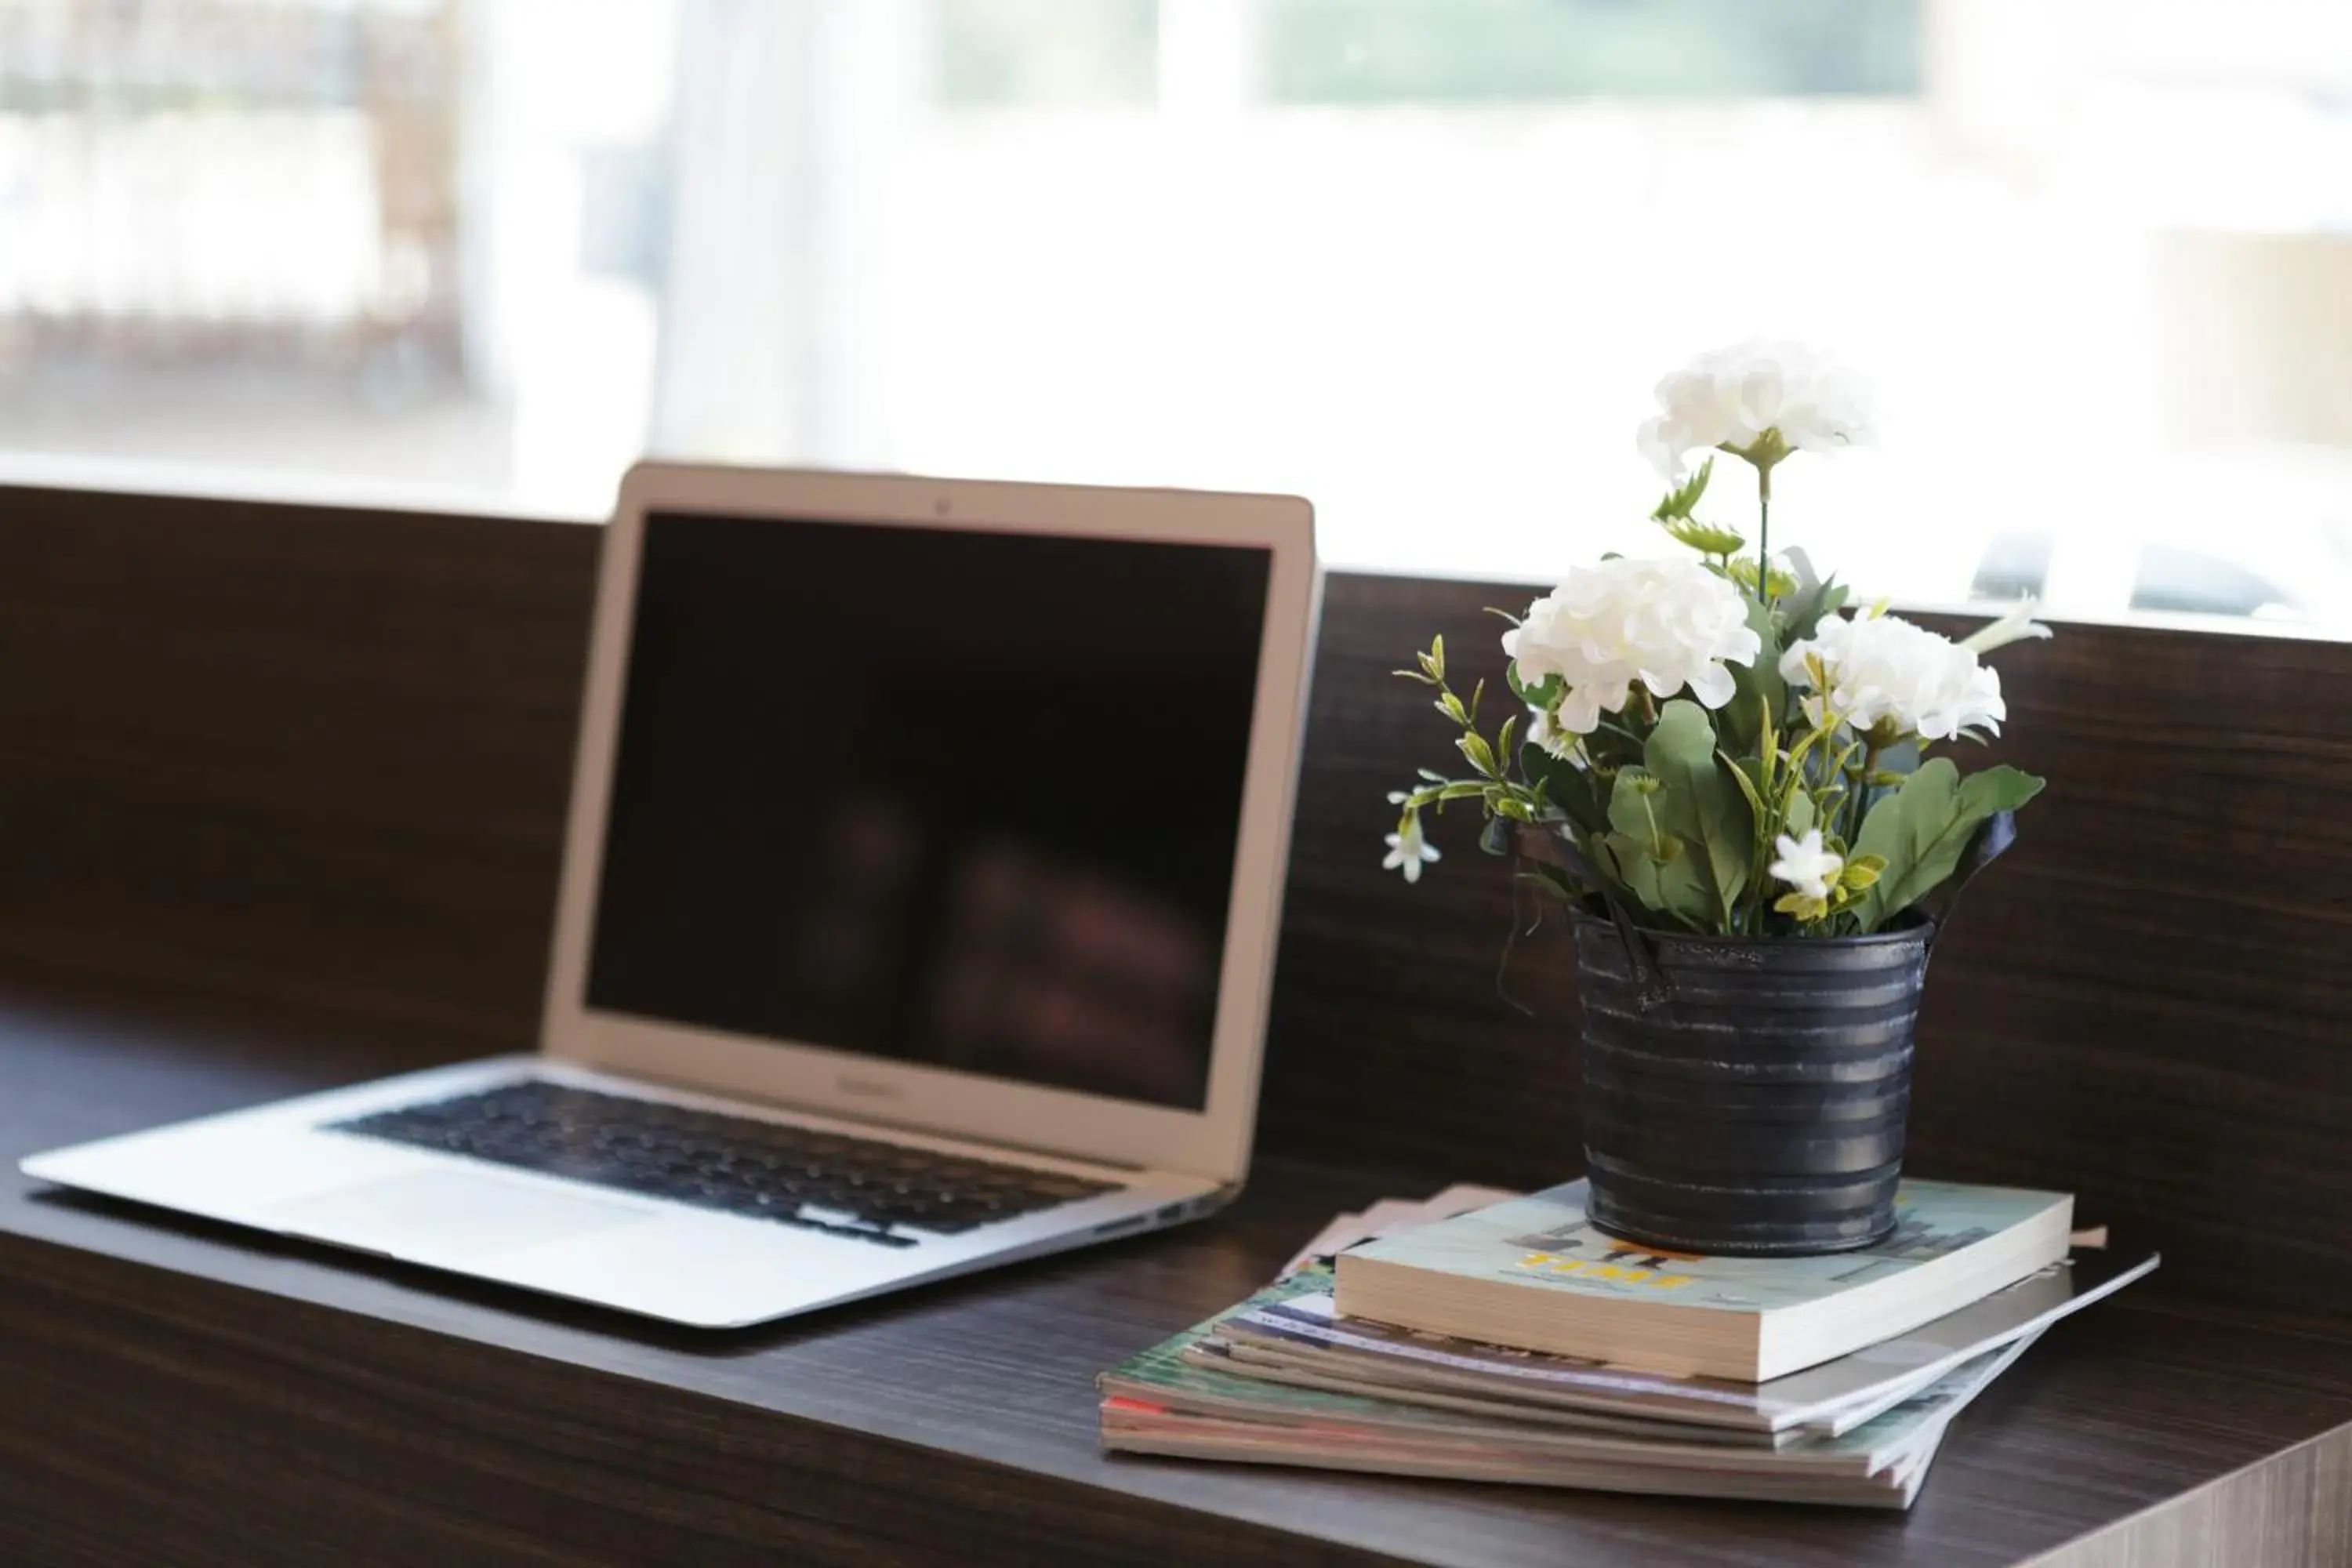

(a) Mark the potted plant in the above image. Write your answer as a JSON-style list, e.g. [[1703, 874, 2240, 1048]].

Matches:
[[1383, 343, 2053, 1258]]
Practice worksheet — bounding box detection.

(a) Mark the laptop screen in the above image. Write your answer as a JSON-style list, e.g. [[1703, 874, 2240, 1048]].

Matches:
[[583, 510, 1274, 1112]]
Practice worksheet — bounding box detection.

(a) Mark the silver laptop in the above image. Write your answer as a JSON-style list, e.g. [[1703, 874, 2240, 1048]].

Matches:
[[22, 463, 1318, 1328]]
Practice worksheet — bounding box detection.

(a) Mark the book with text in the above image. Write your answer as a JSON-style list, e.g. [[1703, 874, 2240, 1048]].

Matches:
[[1334, 1178, 2072, 1381]]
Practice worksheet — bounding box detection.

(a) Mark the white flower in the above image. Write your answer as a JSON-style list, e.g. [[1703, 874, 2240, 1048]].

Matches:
[[1637, 340, 1875, 481], [1382, 815, 1440, 884], [1770, 829, 1844, 902], [1502, 557, 1760, 735], [1962, 597, 2054, 655], [1781, 612, 2005, 741], [1526, 705, 1581, 761]]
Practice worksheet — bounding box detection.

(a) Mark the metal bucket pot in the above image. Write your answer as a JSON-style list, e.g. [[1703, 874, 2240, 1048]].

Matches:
[[1566, 904, 1933, 1257]]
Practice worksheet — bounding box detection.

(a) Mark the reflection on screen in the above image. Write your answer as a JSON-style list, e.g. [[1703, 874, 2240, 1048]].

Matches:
[[583, 510, 1272, 1111]]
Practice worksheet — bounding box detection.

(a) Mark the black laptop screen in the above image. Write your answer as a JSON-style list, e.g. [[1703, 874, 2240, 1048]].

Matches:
[[582, 510, 1273, 1112]]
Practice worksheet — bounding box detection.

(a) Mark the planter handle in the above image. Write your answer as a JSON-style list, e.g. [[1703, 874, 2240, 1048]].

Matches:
[[1920, 809, 2021, 957], [1534, 833, 1675, 1010]]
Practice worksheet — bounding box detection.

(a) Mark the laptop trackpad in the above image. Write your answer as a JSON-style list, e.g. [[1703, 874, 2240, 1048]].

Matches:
[[263, 1170, 659, 1261]]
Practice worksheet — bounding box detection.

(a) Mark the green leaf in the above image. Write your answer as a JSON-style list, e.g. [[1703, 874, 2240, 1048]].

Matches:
[[1720, 594, 1784, 753], [1523, 742, 1606, 836], [1599, 710, 1750, 931], [1658, 516, 1746, 557], [1642, 700, 1751, 927], [1774, 889, 1828, 921], [1720, 749, 1768, 830], [1651, 456, 1714, 521], [1602, 768, 1709, 924], [1598, 828, 1708, 927], [1782, 566, 1853, 648], [1851, 760, 2046, 931], [1439, 691, 1469, 725], [1731, 752, 1769, 807], [1581, 720, 1644, 774], [1606, 767, 1660, 839], [1506, 663, 1562, 711], [1457, 731, 1497, 777], [1871, 736, 1922, 780], [1729, 556, 1799, 602], [1785, 790, 1817, 837]]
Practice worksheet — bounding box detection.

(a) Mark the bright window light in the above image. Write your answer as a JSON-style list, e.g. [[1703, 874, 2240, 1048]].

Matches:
[[2, 0, 2349, 633]]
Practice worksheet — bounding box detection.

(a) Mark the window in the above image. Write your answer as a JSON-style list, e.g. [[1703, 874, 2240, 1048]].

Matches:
[[5, 0, 2350, 635], [1261, 0, 1922, 102]]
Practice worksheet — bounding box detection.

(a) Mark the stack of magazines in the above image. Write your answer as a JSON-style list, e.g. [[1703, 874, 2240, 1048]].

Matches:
[[1099, 1181, 2157, 1509]]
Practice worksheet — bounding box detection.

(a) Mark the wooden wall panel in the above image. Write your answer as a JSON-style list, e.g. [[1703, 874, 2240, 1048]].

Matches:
[[0, 485, 596, 1047], [0, 484, 2345, 1309], [1258, 573, 2352, 1311]]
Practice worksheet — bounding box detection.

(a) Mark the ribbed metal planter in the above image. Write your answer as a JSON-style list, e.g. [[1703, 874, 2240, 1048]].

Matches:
[[1567, 905, 1932, 1257]]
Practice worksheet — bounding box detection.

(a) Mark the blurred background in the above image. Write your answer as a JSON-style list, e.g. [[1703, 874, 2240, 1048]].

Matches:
[[2, 0, 2349, 632]]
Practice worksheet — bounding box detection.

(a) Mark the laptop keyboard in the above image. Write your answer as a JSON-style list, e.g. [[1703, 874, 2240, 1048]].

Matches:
[[328, 1080, 1123, 1249]]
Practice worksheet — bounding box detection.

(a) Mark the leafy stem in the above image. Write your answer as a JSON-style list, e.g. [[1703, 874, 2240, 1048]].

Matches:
[[1639, 789, 1669, 861], [1849, 739, 1881, 843], [1388, 633, 1556, 838]]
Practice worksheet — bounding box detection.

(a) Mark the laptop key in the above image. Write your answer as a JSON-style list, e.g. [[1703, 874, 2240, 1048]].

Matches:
[[328, 1081, 1124, 1247]]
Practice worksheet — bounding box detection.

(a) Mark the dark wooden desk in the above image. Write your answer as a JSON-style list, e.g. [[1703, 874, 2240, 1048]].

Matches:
[[3, 990, 2347, 1568]]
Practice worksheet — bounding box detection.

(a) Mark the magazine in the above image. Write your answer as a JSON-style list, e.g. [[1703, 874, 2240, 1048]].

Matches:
[[1098, 1266, 2033, 1507], [1221, 1250, 2156, 1436]]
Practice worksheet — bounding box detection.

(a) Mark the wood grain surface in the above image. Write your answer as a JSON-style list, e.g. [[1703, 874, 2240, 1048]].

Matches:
[[2024, 1422, 2352, 1567], [2, 994, 2349, 1568]]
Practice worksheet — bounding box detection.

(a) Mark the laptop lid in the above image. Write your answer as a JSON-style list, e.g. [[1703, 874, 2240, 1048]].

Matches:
[[541, 463, 1317, 1183]]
